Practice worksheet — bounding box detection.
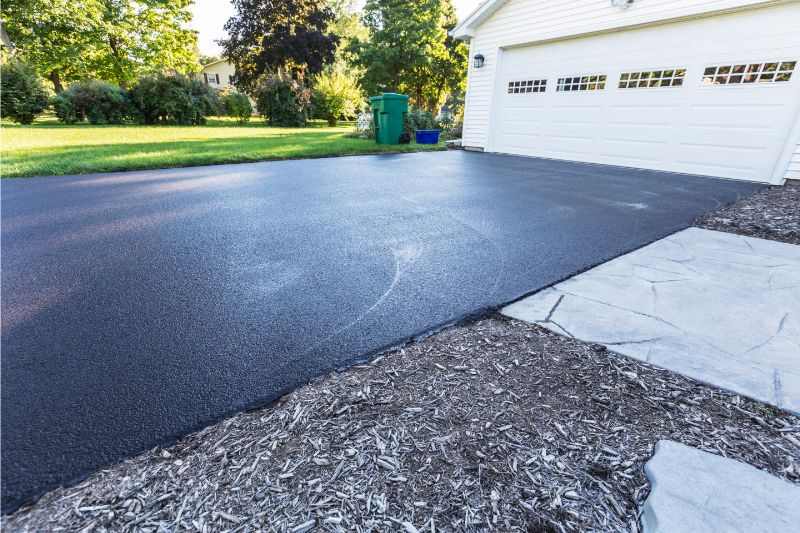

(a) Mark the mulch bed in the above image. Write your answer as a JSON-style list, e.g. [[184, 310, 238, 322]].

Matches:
[[695, 179, 800, 244], [5, 318, 798, 532]]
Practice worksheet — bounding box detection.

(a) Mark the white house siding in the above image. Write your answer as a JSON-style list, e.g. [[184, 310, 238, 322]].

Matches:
[[461, 0, 788, 150], [199, 60, 237, 90], [788, 142, 800, 180]]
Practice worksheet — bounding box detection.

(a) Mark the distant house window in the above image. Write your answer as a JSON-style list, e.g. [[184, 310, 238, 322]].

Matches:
[[557, 74, 606, 92], [507, 79, 547, 94], [215, 73, 220, 84], [203, 73, 209, 84], [702, 61, 796, 85], [229, 75, 236, 84], [619, 68, 686, 88]]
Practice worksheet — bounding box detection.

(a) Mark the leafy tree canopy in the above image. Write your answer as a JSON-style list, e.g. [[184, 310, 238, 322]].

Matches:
[[1, 0, 199, 91], [199, 55, 222, 66], [326, 0, 368, 65], [352, 0, 467, 112], [221, 0, 338, 90]]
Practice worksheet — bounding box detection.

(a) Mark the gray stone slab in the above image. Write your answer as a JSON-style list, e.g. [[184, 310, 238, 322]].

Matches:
[[642, 440, 800, 533], [503, 227, 800, 412]]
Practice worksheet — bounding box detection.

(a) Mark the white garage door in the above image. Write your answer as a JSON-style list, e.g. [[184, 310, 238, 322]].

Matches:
[[491, 5, 800, 182]]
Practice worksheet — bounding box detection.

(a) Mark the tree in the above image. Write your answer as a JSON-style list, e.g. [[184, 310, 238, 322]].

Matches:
[[326, 0, 368, 66], [352, 0, 467, 112], [200, 55, 222, 66], [0, 60, 49, 124], [221, 0, 338, 90], [1, 0, 199, 91]]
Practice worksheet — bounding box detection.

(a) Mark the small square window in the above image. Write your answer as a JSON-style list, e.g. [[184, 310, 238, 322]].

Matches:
[[763, 63, 778, 72], [620, 73, 629, 81], [663, 70, 674, 78], [675, 69, 686, 77], [715, 76, 728, 85], [759, 72, 775, 81], [775, 72, 792, 82], [780, 61, 796, 71], [732, 65, 747, 74], [718, 66, 731, 74], [729, 74, 743, 83], [672, 78, 684, 87], [704, 67, 717, 76]]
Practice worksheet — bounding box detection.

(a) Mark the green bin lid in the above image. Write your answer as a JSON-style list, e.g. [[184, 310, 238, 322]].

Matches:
[[369, 93, 409, 102]]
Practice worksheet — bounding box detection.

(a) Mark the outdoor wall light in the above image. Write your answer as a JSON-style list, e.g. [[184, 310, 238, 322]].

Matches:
[[473, 54, 485, 69]]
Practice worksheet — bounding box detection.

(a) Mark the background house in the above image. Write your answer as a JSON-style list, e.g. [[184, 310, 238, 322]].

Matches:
[[199, 58, 237, 90], [452, 0, 800, 184]]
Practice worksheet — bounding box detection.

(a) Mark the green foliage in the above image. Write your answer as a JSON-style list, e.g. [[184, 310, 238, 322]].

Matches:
[[255, 77, 312, 127], [352, 0, 467, 112], [128, 74, 220, 125], [1, 0, 199, 91], [438, 93, 464, 140], [404, 108, 439, 133], [199, 55, 222, 66], [0, 60, 49, 124], [222, 0, 338, 90], [312, 67, 363, 126], [326, 0, 369, 66], [52, 80, 131, 124], [220, 90, 253, 124]]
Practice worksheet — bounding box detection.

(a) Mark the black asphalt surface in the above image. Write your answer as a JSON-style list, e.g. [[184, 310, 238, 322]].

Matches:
[[1, 151, 761, 512]]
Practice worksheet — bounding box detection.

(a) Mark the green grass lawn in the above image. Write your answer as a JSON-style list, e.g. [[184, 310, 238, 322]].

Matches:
[[1, 116, 445, 178]]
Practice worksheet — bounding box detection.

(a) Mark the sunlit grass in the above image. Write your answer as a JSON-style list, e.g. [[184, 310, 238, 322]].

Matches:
[[1, 116, 444, 178]]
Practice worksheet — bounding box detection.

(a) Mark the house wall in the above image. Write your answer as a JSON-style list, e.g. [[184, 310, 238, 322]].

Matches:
[[462, 0, 788, 151], [787, 141, 800, 181], [200, 61, 237, 90]]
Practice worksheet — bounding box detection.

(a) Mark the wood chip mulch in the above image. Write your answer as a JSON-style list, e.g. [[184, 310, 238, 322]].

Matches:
[[695, 179, 800, 244], [5, 318, 799, 533]]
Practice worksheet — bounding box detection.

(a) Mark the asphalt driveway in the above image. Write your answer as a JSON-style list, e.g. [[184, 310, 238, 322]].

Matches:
[[1, 150, 761, 512]]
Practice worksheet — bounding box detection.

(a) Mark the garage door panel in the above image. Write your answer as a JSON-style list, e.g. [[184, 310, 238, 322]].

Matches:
[[492, 4, 800, 182]]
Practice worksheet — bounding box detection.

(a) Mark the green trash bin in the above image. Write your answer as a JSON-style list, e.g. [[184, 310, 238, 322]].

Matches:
[[369, 93, 409, 144]]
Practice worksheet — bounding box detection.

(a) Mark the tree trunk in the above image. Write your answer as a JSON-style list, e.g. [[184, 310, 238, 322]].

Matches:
[[49, 70, 64, 93]]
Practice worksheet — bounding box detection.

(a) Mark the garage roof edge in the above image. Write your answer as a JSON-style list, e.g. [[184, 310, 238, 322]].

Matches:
[[450, 0, 510, 40]]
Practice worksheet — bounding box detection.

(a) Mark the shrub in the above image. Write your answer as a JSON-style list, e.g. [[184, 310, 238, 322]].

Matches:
[[255, 77, 311, 127], [0, 61, 49, 124], [404, 108, 439, 133], [311, 68, 363, 126], [220, 89, 253, 124], [52, 80, 131, 124], [129, 74, 220, 125]]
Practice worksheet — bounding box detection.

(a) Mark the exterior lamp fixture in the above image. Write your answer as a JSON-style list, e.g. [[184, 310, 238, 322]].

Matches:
[[473, 54, 485, 69]]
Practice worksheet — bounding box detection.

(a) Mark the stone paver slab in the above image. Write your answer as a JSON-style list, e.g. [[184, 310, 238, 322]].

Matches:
[[503, 227, 800, 412], [641, 440, 800, 533]]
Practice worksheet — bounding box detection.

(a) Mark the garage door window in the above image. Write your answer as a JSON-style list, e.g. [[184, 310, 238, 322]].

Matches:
[[508, 79, 547, 94], [557, 75, 606, 92], [702, 61, 796, 85], [619, 68, 686, 89]]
